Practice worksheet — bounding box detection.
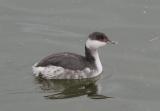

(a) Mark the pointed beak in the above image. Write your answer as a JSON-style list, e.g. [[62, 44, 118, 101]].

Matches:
[[108, 40, 118, 45]]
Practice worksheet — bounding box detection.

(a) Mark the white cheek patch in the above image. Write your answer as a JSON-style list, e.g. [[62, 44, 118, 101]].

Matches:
[[86, 39, 106, 49]]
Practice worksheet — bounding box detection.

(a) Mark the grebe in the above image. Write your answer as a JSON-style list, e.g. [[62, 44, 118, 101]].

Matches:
[[32, 32, 115, 79]]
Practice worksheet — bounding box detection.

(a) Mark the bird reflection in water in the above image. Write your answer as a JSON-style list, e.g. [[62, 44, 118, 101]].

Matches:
[[35, 75, 112, 99]]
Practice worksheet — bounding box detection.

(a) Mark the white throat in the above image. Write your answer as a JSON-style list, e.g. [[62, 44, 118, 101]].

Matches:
[[85, 39, 104, 76], [91, 49, 103, 75]]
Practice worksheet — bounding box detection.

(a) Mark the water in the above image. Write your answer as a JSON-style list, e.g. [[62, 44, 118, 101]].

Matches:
[[0, 0, 160, 111]]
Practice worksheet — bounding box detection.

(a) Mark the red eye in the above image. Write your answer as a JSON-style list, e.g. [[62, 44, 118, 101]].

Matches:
[[89, 32, 109, 43], [98, 36, 104, 41]]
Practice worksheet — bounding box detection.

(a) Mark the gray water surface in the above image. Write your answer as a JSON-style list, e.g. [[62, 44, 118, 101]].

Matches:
[[0, 0, 160, 111]]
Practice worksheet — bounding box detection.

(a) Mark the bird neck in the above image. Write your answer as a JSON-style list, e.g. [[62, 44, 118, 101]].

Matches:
[[85, 45, 102, 73]]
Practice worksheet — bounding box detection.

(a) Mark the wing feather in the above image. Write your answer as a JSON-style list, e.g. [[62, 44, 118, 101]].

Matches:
[[37, 52, 87, 70]]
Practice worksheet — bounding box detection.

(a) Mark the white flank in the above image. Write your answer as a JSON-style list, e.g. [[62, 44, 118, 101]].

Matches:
[[32, 63, 64, 79], [32, 63, 94, 79]]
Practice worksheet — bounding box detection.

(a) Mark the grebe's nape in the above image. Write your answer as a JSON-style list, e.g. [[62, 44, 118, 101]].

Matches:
[[32, 32, 115, 79]]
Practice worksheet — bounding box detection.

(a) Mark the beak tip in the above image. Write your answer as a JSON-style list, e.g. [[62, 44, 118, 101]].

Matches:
[[110, 41, 118, 45]]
